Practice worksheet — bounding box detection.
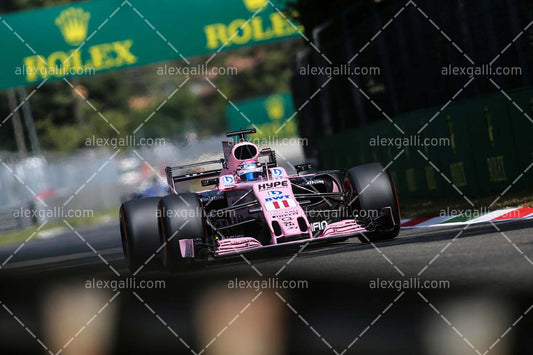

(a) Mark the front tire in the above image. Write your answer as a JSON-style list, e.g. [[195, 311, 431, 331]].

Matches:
[[120, 197, 162, 272], [345, 163, 401, 242], [158, 193, 206, 272]]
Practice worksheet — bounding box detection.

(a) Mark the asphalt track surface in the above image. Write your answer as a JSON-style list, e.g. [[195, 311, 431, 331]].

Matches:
[[1, 219, 533, 355], [1, 218, 532, 290]]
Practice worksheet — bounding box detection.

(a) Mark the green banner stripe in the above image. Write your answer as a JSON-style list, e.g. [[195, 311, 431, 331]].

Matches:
[[226, 92, 297, 138], [0, 0, 300, 89]]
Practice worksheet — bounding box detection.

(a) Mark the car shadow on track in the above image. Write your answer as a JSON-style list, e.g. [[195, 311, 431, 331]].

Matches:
[[207, 219, 533, 268]]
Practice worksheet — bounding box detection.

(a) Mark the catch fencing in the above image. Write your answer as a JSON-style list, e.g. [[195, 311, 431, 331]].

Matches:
[[0, 136, 305, 231]]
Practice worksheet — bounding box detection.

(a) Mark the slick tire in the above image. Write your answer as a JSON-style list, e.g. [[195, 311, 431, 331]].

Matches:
[[345, 163, 401, 242], [120, 197, 162, 272], [158, 193, 206, 272]]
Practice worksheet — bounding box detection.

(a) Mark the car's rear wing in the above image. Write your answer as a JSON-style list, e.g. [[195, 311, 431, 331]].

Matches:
[[165, 159, 225, 193]]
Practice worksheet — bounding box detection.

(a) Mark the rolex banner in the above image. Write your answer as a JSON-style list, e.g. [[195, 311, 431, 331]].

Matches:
[[226, 92, 298, 139], [0, 0, 300, 89]]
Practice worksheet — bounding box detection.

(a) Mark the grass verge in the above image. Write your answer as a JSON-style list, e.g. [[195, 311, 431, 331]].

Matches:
[[0, 207, 118, 247]]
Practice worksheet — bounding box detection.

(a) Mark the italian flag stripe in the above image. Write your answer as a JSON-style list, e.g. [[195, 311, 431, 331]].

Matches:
[[401, 217, 433, 227], [493, 207, 533, 220], [400, 207, 533, 228], [442, 214, 475, 223]]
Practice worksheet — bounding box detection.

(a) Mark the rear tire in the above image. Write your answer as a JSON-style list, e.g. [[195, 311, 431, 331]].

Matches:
[[345, 163, 400, 242], [120, 197, 162, 272], [158, 193, 206, 272]]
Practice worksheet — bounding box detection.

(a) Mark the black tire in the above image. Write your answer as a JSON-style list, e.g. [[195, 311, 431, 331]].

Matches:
[[158, 193, 206, 272], [120, 197, 162, 272], [345, 163, 401, 242]]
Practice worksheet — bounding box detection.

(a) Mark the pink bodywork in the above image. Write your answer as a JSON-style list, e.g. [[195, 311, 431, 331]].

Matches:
[[191, 141, 369, 256], [320, 220, 367, 238], [252, 174, 312, 243], [217, 237, 263, 255]]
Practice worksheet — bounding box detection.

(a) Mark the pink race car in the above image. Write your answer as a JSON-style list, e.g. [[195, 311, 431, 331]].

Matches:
[[119, 129, 400, 271]]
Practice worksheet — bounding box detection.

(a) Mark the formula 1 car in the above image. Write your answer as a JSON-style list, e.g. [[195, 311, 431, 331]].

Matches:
[[119, 129, 400, 271]]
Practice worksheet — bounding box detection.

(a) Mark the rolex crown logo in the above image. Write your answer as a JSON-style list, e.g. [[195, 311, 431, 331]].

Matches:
[[55, 7, 91, 46], [243, 0, 268, 12], [265, 95, 285, 120]]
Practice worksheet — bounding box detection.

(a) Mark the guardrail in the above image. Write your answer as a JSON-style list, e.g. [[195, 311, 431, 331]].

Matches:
[[0, 201, 37, 232]]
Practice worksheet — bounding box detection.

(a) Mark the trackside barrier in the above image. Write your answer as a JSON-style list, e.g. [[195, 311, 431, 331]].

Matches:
[[318, 87, 533, 198], [0, 202, 36, 232]]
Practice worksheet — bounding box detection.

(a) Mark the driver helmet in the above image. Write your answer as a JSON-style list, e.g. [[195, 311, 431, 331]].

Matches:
[[237, 162, 263, 182]]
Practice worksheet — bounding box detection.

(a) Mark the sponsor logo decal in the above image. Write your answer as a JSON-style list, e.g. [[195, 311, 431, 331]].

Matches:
[[55, 7, 90, 46], [220, 175, 236, 189], [310, 220, 328, 232], [265, 95, 284, 120], [279, 215, 297, 230], [272, 210, 299, 219], [304, 179, 325, 185], [267, 190, 283, 196], [271, 168, 283, 176], [265, 199, 296, 211], [243, 0, 268, 12], [203, 1, 301, 50], [22, 7, 138, 83], [257, 180, 289, 191], [265, 195, 290, 202]]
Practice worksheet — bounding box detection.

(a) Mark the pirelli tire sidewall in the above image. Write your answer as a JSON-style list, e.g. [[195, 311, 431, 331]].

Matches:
[[345, 163, 401, 242], [120, 197, 162, 271], [158, 193, 205, 271]]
